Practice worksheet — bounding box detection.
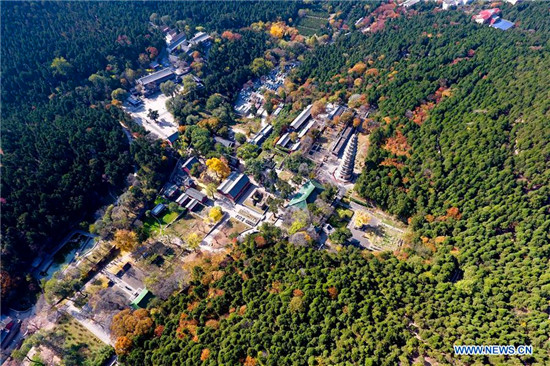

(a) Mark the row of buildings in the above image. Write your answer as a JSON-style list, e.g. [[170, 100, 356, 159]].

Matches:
[[276, 104, 317, 152]]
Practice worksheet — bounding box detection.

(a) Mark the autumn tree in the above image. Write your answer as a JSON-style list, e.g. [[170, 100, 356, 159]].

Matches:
[[113, 229, 138, 252], [111, 309, 153, 340], [186, 232, 202, 251], [200, 349, 211, 361], [270, 23, 284, 39], [146, 46, 159, 59], [348, 61, 367, 75], [115, 336, 132, 355], [311, 100, 326, 118], [221, 31, 242, 41], [206, 157, 230, 180], [354, 211, 371, 228], [208, 206, 223, 222]]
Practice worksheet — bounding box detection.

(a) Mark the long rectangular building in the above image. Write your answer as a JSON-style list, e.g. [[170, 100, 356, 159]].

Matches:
[[290, 105, 312, 131], [331, 126, 355, 157], [250, 125, 273, 146], [136, 68, 176, 89]]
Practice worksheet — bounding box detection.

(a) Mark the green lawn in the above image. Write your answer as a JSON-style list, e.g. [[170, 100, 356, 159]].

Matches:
[[143, 206, 183, 236], [327, 208, 354, 229], [58, 314, 106, 352]]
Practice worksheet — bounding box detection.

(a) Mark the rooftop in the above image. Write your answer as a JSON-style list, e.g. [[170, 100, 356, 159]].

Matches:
[[218, 172, 250, 199], [185, 187, 206, 202], [288, 180, 324, 209], [182, 156, 200, 171], [166, 132, 179, 145], [251, 125, 273, 145], [290, 105, 312, 130], [492, 19, 514, 30], [130, 289, 155, 309], [190, 31, 211, 44], [276, 132, 292, 149], [137, 68, 175, 86]]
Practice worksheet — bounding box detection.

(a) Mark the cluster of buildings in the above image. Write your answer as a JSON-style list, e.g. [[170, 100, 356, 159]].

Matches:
[[473, 8, 514, 30], [441, 0, 471, 10], [401, 0, 519, 28], [152, 156, 207, 217], [154, 155, 254, 219], [234, 63, 296, 117], [166, 30, 211, 55], [130, 29, 211, 98]]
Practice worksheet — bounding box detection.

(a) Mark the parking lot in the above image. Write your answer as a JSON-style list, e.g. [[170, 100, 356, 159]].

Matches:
[[123, 91, 179, 139]]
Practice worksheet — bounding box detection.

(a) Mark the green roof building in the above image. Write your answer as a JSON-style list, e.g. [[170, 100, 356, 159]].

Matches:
[[130, 289, 154, 310], [287, 180, 324, 210]]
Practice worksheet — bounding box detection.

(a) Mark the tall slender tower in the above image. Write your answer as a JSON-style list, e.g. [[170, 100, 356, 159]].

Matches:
[[336, 133, 357, 182]]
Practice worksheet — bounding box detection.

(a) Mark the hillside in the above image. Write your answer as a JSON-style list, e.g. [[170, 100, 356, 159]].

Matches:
[[119, 4, 550, 365]]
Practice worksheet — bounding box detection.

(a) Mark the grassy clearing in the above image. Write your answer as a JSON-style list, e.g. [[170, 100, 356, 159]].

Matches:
[[212, 218, 250, 247], [296, 26, 319, 37], [362, 223, 404, 250], [165, 213, 212, 239], [143, 206, 183, 236], [278, 170, 294, 182], [232, 118, 262, 137], [58, 314, 105, 352], [308, 10, 329, 18], [300, 16, 328, 29]]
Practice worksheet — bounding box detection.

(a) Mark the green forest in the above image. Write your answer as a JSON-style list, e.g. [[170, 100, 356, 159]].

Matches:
[[0, 1, 301, 307]]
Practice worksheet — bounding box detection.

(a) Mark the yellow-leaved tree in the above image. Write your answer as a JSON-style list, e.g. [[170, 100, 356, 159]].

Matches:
[[186, 232, 202, 251], [208, 206, 223, 222], [206, 157, 230, 180], [270, 23, 284, 39], [354, 211, 371, 229], [113, 229, 138, 252]]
